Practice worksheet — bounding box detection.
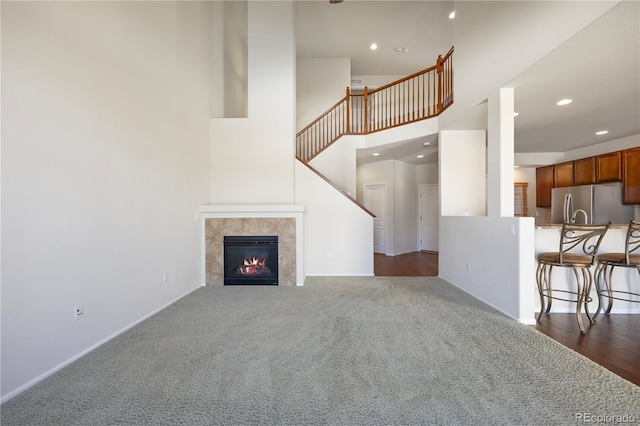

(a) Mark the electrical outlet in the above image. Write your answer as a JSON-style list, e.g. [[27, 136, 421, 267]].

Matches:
[[510, 224, 516, 236], [466, 263, 471, 272], [163, 272, 168, 283], [74, 305, 84, 320]]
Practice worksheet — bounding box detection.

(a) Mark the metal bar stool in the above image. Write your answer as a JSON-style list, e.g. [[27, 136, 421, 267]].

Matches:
[[593, 220, 640, 320], [536, 222, 612, 333]]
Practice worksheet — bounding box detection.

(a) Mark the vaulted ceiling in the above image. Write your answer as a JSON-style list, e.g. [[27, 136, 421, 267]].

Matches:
[[295, 1, 640, 165]]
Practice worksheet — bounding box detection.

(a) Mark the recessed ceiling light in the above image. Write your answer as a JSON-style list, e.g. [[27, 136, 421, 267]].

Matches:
[[514, 165, 520, 169], [556, 99, 572, 106], [513, 112, 519, 117], [372, 152, 380, 156], [423, 142, 431, 147], [370, 43, 378, 50], [449, 11, 455, 19], [595, 130, 609, 135], [417, 154, 425, 159]]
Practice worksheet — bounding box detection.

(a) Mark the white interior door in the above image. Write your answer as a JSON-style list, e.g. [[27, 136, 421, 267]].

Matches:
[[364, 183, 387, 254], [419, 184, 439, 252]]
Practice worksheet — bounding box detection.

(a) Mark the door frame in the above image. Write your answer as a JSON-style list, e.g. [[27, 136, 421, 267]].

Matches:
[[418, 183, 439, 253], [364, 182, 388, 255]]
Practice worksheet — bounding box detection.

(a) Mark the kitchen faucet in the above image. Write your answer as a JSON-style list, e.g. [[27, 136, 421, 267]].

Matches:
[[572, 209, 588, 224]]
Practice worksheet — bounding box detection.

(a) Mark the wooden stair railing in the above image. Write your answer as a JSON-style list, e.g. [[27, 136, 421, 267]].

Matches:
[[296, 47, 453, 163]]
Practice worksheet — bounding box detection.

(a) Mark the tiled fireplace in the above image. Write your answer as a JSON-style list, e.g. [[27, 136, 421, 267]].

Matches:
[[200, 205, 304, 286]]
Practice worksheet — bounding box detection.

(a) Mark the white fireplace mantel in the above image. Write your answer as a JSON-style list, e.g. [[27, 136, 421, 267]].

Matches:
[[199, 204, 305, 286], [199, 204, 305, 215]]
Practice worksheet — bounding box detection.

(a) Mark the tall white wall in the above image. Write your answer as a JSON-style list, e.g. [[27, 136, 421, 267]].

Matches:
[[1, 1, 212, 401], [210, 1, 295, 204], [222, 0, 248, 118], [296, 58, 350, 133], [295, 162, 373, 276]]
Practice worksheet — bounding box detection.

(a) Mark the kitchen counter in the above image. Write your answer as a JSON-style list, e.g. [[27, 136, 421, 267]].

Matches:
[[536, 223, 631, 229]]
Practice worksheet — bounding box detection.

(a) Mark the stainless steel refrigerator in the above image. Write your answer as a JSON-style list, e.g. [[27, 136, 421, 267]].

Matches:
[[551, 182, 635, 224]]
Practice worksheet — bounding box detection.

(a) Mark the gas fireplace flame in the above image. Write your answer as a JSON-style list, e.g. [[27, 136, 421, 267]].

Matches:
[[243, 257, 267, 267], [238, 257, 269, 275]]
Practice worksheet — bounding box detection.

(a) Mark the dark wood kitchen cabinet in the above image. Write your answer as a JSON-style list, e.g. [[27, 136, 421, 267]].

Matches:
[[574, 157, 596, 185], [596, 151, 622, 182], [554, 161, 574, 188], [536, 165, 554, 207], [622, 147, 640, 204]]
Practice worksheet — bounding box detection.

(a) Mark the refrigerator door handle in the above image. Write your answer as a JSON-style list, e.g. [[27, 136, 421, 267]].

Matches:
[[564, 193, 573, 223]]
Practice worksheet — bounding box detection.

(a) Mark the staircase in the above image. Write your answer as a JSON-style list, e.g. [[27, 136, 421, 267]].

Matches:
[[295, 47, 453, 216], [296, 47, 454, 164]]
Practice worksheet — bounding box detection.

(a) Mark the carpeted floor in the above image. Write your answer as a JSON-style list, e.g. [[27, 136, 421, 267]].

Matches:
[[2, 276, 639, 425]]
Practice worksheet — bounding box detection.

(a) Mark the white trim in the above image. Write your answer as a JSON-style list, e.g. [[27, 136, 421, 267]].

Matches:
[[0, 286, 200, 403]]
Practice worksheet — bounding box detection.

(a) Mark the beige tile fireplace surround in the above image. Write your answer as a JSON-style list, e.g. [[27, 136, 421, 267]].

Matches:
[[200, 205, 304, 286]]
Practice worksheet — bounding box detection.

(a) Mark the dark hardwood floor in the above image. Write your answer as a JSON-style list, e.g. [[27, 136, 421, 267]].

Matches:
[[374, 251, 640, 387], [374, 251, 438, 276]]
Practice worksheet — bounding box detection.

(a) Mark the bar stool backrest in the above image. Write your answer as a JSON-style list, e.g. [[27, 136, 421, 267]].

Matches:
[[625, 220, 640, 264], [558, 222, 612, 265]]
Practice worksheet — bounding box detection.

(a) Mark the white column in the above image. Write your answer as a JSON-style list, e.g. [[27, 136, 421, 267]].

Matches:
[[487, 87, 515, 217]]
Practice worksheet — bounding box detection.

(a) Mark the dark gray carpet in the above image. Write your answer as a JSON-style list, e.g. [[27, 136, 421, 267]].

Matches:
[[2, 277, 639, 425]]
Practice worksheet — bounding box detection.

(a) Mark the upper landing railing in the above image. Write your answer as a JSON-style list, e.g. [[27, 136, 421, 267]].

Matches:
[[296, 47, 454, 163]]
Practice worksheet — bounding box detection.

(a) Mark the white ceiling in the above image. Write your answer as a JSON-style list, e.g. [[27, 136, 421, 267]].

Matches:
[[295, 1, 640, 165]]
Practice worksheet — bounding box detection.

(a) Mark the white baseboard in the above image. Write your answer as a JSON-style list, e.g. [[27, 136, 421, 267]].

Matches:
[[1, 285, 201, 403]]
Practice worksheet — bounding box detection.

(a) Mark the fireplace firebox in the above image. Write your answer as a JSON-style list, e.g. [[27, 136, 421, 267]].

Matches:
[[223, 236, 278, 285]]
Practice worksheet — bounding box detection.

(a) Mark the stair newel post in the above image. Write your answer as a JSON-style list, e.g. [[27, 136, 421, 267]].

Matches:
[[345, 87, 351, 134], [436, 55, 444, 112], [363, 86, 369, 134]]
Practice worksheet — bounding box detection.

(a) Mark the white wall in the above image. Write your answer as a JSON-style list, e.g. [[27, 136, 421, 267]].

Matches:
[[357, 159, 420, 256], [393, 161, 419, 255], [308, 135, 361, 197], [439, 216, 537, 323], [210, 1, 295, 204], [417, 163, 438, 185], [222, 0, 248, 118], [1, 1, 212, 401], [296, 58, 351, 133], [295, 162, 374, 276], [439, 130, 486, 216], [563, 133, 640, 161]]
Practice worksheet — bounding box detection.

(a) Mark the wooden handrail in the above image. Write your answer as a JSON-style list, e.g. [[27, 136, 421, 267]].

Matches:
[[296, 47, 454, 163]]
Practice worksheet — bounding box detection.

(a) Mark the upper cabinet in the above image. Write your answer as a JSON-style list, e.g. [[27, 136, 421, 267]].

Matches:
[[622, 147, 640, 204], [596, 151, 622, 182], [553, 161, 574, 188], [536, 165, 554, 207], [574, 157, 596, 186], [535, 147, 640, 207]]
